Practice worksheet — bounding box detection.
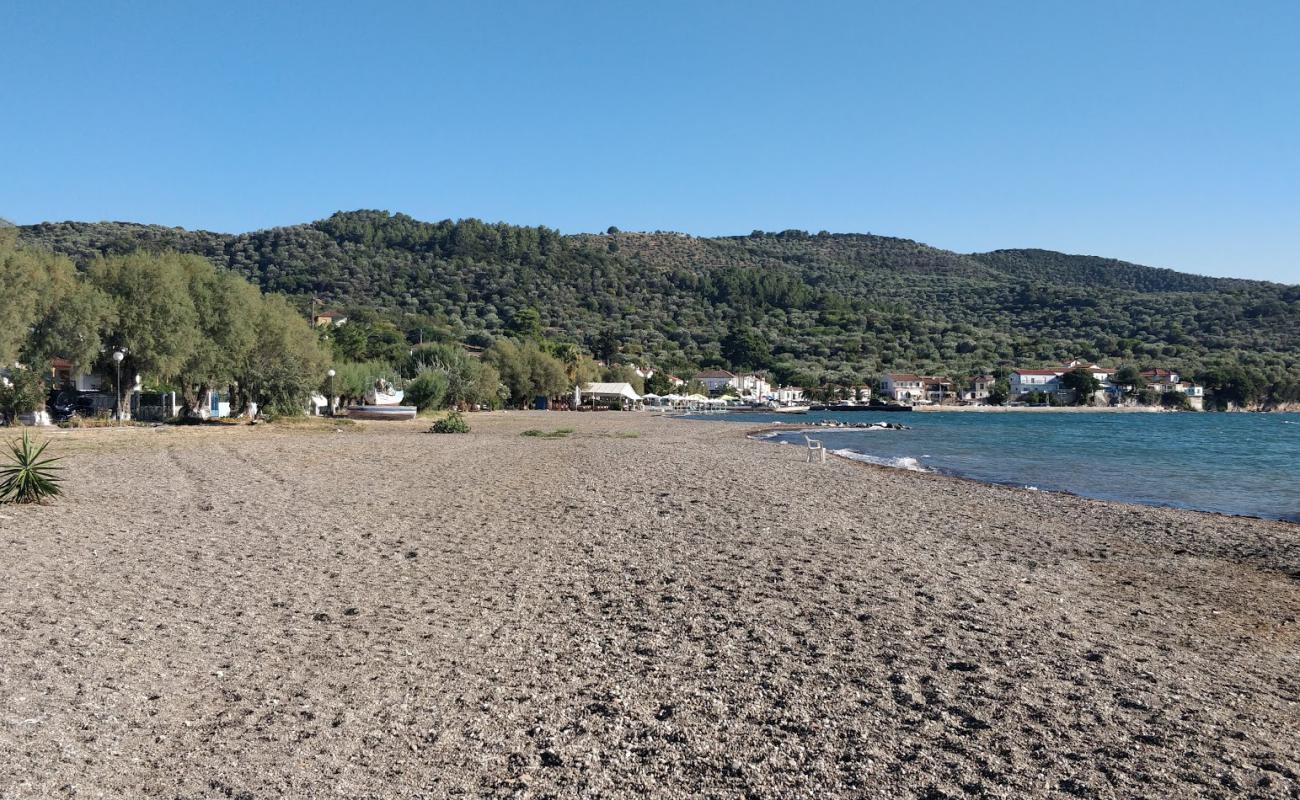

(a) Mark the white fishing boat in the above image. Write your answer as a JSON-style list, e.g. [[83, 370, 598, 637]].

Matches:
[[364, 378, 405, 406], [346, 378, 416, 420]]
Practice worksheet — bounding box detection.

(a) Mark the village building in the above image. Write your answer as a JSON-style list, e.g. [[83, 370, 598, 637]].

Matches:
[[1009, 369, 1062, 397], [50, 357, 103, 392], [881, 374, 953, 404], [313, 309, 348, 327], [773, 386, 805, 404], [1061, 359, 1112, 383], [735, 373, 772, 401], [694, 369, 737, 394], [880, 373, 925, 402], [1139, 368, 1181, 389], [846, 384, 873, 403], [961, 374, 996, 402], [922, 376, 954, 404]]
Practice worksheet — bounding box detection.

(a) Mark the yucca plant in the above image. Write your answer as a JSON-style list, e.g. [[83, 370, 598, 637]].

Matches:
[[0, 431, 63, 504]]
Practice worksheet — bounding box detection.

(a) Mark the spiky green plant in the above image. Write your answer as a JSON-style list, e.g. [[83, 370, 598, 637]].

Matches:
[[0, 431, 63, 504]]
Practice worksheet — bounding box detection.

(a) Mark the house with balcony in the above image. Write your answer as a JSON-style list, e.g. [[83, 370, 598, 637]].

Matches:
[[880, 374, 925, 402], [694, 369, 738, 394], [773, 385, 806, 404], [961, 375, 996, 402], [1009, 369, 1063, 398], [735, 373, 772, 401]]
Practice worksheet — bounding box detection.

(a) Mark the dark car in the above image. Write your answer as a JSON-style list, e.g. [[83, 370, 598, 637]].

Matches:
[[50, 391, 116, 421]]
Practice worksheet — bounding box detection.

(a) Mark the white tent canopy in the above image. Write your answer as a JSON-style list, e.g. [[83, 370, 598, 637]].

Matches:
[[579, 382, 642, 402]]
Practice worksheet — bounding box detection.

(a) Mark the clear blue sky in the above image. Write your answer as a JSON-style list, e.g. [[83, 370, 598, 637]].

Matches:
[[3, 1, 1297, 282]]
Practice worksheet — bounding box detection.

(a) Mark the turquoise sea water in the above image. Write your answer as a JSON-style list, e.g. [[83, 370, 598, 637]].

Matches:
[[693, 411, 1300, 523]]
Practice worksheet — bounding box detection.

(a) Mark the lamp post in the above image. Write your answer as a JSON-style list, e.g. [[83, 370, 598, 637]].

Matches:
[[112, 350, 125, 422], [327, 369, 336, 416]]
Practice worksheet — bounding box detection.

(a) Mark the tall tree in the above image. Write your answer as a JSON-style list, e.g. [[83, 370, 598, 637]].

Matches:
[[87, 251, 201, 384]]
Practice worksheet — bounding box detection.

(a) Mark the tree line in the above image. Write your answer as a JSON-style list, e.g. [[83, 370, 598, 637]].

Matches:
[[1, 228, 327, 417], [13, 210, 1300, 409]]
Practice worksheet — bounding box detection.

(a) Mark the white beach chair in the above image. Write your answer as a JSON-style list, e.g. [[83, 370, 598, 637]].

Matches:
[[803, 435, 826, 464]]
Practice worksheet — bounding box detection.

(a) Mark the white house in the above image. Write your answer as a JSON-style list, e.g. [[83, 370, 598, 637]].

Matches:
[[50, 357, 103, 392], [1139, 368, 1181, 389], [695, 369, 738, 394], [922, 377, 953, 404], [880, 374, 925, 402], [314, 309, 348, 327], [773, 386, 805, 404], [846, 384, 873, 403], [1062, 359, 1111, 383], [962, 375, 996, 402], [1009, 369, 1062, 397], [735, 373, 772, 401], [1139, 369, 1205, 410]]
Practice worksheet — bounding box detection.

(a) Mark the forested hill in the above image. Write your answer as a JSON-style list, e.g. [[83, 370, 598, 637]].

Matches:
[[16, 211, 1300, 387]]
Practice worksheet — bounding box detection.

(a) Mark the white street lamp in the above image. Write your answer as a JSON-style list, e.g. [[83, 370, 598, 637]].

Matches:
[[111, 350, 125, 422], [327, 369, 336, 416]]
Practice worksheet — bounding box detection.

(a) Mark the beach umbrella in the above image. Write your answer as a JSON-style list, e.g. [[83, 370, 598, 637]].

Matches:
[[573, 385, 581, 406]]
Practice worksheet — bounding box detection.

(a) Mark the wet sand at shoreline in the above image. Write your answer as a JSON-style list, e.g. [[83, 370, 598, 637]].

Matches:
[[1, 412, 1297, 798]]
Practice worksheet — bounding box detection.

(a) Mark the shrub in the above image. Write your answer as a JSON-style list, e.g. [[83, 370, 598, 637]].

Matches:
[[429, 411, 470, 434], [1161, 391, 1192, 410], [521, 428, 573, 439], [0, 367, 46, 423], [405, 369, 450, 411], [0, 431, 63, 504]]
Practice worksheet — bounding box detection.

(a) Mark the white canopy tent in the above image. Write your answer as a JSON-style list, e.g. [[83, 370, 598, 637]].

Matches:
[[578, 382, 642, 408]]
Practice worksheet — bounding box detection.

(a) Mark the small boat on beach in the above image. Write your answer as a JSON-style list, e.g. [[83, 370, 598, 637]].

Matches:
[[345, 404, 417, 420], [346, 378, 416, 419], [365, 379, 406, 406]]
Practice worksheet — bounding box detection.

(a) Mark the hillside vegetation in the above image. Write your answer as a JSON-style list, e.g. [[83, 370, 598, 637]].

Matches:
[[18, 211, 1300, 395]]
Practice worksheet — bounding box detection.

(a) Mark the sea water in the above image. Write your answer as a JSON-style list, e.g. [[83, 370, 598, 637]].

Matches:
[[697, 411, 1300, 522]]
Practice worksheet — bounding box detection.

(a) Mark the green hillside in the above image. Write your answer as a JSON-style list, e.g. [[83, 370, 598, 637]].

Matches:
[[17, 211, 1300, 393]]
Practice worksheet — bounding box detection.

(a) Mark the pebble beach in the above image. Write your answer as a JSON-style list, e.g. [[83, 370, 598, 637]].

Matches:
[[1, 412, 1297, 798]]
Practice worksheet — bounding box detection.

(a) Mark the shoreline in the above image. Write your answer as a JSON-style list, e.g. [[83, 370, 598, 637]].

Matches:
[[912, 404, 1166, 412], [741, 419, 1299, 525], [745, 424, 1299, 526]]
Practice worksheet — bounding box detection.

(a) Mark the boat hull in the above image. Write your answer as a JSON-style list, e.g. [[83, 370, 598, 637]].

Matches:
[[345, 405, 418, 421]]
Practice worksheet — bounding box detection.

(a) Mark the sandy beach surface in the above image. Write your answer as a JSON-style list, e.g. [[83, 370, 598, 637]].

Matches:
[[1, 412, 1297, 799]]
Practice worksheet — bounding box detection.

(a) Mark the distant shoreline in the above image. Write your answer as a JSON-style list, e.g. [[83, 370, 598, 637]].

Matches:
[[911, 405, 1165, 413]]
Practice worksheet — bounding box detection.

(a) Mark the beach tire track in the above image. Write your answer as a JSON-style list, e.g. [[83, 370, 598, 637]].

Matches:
[[214, 440, 296, 491], [165, 444, 215, 511]]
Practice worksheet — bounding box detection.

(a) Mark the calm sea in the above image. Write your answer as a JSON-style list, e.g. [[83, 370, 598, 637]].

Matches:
[[693, 411, 1300, 523]]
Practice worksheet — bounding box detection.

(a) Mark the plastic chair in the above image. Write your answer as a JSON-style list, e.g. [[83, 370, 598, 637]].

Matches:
[[804, 435, 826, 464]]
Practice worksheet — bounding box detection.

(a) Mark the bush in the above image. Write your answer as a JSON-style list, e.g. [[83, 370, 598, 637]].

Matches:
[[0, 431, 63, 504], [521, 427, 573, 438], [0, 368, 47, 422], [429, 411, 470, 434], [405, 369, 450, 411], [1161, 391, 1192, 410]]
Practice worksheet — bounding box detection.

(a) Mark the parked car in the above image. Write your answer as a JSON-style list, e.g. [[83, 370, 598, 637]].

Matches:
[[50, 391, 116, 421]]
